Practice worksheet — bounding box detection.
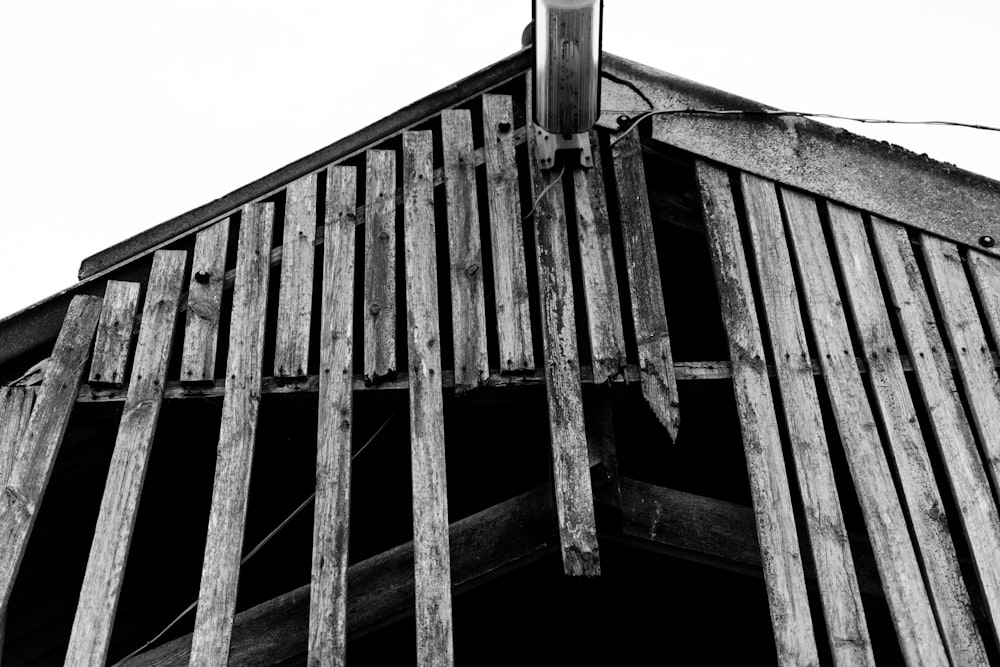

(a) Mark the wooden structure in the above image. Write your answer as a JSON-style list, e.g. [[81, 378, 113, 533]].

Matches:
[[3, 49, 1000, 665]]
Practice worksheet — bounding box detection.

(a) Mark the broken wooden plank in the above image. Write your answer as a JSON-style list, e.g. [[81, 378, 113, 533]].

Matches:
[[740, 176, 873, 667], [0, 294, 103, 612], [441, 109, 489, 394], [88, 280, 141, 386], [826, 202, 987, 665], [611, 130, 679, 440], [309, 166, 357, 666], [526, 77, 600, 577], [573, 131, 627, 384], [783, 194, 947, 666], [481, 95, 533, 373], [65, 250, 187, 666], [695, 161, 818, 667], [274, 175, 318, 378], [403, 130, 455, 666], [189, 201, 275, 664], [180, 218, 230, 383], [364, 150, 397, 384]]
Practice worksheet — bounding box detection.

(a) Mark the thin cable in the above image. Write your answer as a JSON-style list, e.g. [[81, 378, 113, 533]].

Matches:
[[522, 163, 567, 222]]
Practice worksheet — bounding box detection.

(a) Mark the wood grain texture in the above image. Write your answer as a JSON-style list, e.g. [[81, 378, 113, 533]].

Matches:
[[573, 131, 627, 384], [88, 280, 140, 386], [308, 166, 357, 667], [274, 175, 318, 378], [403, 130, 455, 666], [441, 109, 489, 394], [526, 76, 600, 577], [364, 150, 397, 384], [481, 94, 533, 373], [968, 248, 1000, 356], [826, 202, 987, 665], [0, 294, 102, 611], [190, 201, 275, 666], [181, 218, 230, 383], [740, 176, 873, 667], [65, 250, 187, 665], [783, 194, 947, 666], [611, 131, 680, 440], [695, 161, 818, 667]]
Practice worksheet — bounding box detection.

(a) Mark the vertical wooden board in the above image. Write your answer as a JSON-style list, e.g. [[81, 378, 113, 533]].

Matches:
[[275, 174, 318, 378], [364, 150, 397, 383], [441, 109, 489, 393], [66, 250, 188, 665], [403, 131, 455, 666], [190, 201, 275, 665], [481, 94, 534, 373], [0, 294, 103, 611], [826, 202, 988, 664], [968, 248, 1000, 352], [181, 218, 230, 383], [0, 385, 32, 666], [741, 176, 873, 667], [308, 166, 357, 667], [611, 131, 680, 440], [695, 161, 818, 667], [573, 131, 627, 384], [526, 76, 600, 577], [782, 194, 947, 666], [89, 280, 141, 385]]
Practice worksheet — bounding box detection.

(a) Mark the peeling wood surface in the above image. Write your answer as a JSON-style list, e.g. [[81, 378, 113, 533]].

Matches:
[[827, 203, 987, 664], [695, 160, 818, 667], [364, 150, 397, 384], [190, 202, 275, 665], [180, 219, 229, 383], [275, 175, 318, 378], [741, 176, 872, 667], [611, 131, 679, 439], [88, 280, 140, 386], [65, 250, 187, 666]]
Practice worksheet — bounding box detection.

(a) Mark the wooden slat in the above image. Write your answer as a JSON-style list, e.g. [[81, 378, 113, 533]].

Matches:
[[403, 130, 455, 665], [181, 218, 230, 383], [88, 280, 141, 386], [826, 203, 988, 664], [0, 294, 103, 611], [611, 131, 680, 440], [440, 109, 489, 393], [526, 77, 600, 577], [481, 94, 534, 373], [573, 131, 627, 384], [782, 193, 947, 666], [65, 250, 187, 665], [968, 247, 1000, 354], [274, 175, 318, 378], [364, 150, 397, 384], [190, 201, 275, 664], [740, 176, 873, 666], [308, 166, 357, 665], [695, 161, 818, 666]]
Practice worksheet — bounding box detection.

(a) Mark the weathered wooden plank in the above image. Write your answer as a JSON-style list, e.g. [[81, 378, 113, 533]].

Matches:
[[611, 130, 680, 440], [695, 161, 818, 667], [481, 95, 533, 373], [441, 109, 489, 394], [309, 166, 357, 666], [827, 203, 988, 664], [968, 248, 1000, 355], [526, 77, 600, 577], [573, 131, 627, 384], [274, 175, 318, 378], [364, 150, 397, 384], [0, 294, 102, 612], [189, 201, 275, 665], [65, 250, 187, 665], [403, 130, 455, 666], [740, 176, 873, 667], [180, 218, 230, 383], [782, 194, 947, 666], [88, 280, 141, 386]]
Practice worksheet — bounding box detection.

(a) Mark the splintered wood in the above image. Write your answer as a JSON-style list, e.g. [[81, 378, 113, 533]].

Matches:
[[89, 280, 140, 386], [275, 174, 319, 378], [181, 218, 230, 383], [364, 150, 397, 384]]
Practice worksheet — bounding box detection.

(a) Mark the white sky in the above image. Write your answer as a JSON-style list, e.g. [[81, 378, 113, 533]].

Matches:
[[2, 0, 999, 320]]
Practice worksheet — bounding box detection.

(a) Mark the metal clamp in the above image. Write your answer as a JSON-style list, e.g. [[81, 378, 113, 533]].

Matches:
[[534, 124, 593, 170]]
